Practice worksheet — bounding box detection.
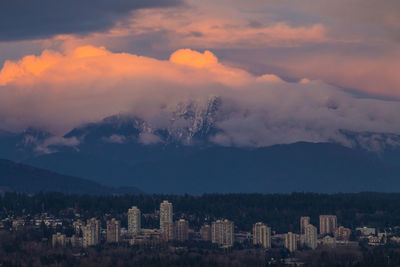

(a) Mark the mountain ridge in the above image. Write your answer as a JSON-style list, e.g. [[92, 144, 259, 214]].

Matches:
[[1, 103, 400, 194], [19, 141, 400, 194], [0, 159, 143, 195]]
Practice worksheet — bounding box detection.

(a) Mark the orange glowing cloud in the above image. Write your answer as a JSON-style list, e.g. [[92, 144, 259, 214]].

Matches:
[[0, 46, 254, 89], [0, 50, 63, 86], [70, 45, 110, 58], [170, 49, 218, 68], [0, 45, 266, 132]]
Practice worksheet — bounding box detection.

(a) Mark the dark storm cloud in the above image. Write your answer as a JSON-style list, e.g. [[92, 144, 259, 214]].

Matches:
[[0, 0, 180, 41]]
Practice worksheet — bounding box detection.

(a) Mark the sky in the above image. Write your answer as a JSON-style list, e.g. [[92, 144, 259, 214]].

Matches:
[[0, 0, 400, 147]]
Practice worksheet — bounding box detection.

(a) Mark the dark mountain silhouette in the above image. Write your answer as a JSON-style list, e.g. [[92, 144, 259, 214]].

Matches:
[[0, 159, 142, 195], [21, 142, 400, 194]]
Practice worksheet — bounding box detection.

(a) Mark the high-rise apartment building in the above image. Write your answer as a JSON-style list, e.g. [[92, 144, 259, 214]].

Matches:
[[319, 215, 337, 235], [200, 224, 211, 241], [252, 222, 271, 249], [128, 206, 141, 234], [106, 218, 121, 243], [300, 216, 310, 235], [82, 218, 100, 248], [304, 224, 318, 250], [211, 219, 234, 247], [175, 219, 189, 241], [284, 232, 297, 253], [160, 200, 173, 240]]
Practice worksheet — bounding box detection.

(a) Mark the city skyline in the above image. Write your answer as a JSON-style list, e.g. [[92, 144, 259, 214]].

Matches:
[[1, 192, 397, 266], [51, 199, 358, 250]]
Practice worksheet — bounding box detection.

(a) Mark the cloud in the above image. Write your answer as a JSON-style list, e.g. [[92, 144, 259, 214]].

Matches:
[[170, 49, 218, 68], [86, 0, 398, 101], [0, 0, 180, 41], [52, 0, 400, 101], [103, 134, 127, 144], [31, 136, 79, 154], [139, 133, 163, 145], [1, 45, 400, 148], [210, 0, 400, 37], [2, 0, 397, 103], [269, 49, 400, 98], [0, 45, 252, 133], [126, 6, 329, 48]]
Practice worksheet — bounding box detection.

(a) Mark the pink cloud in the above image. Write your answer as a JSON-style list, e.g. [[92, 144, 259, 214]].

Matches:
[[0, 46, 255, 133], [1, 45, 400, 149], [127, 7, 329, 48], [276, 51, 400, 98]]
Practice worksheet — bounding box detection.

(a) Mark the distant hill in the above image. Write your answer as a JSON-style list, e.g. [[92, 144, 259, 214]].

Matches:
[[0, 159, 143, 195], [114, 142, 400, 194], [21, 142, 400, 194]]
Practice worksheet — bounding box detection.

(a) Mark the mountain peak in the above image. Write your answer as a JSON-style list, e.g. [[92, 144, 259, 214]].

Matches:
[[63, 96, 223, 146]]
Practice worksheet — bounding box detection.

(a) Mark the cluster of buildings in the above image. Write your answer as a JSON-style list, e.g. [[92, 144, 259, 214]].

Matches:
[[249, 215, 355, 253], [226, 215, 352, 253], [126, 201, 235, 247], [6, 213, 63, 231], [1, 201, 391, 252], [51, 200, 235, 248], [50, 199, 354, 252], [277, 215, 353, 253]]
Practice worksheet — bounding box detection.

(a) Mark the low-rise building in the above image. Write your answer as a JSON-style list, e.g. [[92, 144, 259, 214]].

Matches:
[[128, 228, 162, 245], [320, 235, 336, 248], [390, 236, 400, 244], [368, 235, 381, 246], [200, 224, 211, 241], [69, 235, 83, 248], [356, 227, 376, 236], [235, 231, 252, 244], [335, 226, 351, 241], [12, 219, 25, 230]]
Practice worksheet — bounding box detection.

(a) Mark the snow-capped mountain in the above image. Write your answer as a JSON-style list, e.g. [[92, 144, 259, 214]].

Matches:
[[64, 95, 222, 146], [16, 127, 54, 150], [0, 127, 55, 161], [4, 94, 400, 156], [167, 95, 221, 144], [3, 96, 400, 194], [339, 130, 400, 152]]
